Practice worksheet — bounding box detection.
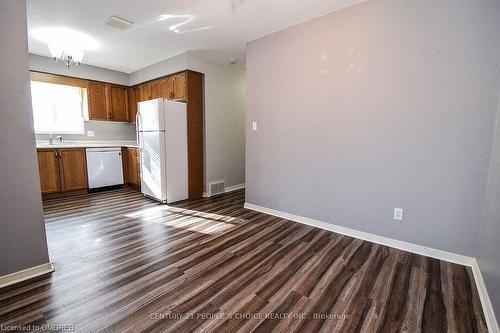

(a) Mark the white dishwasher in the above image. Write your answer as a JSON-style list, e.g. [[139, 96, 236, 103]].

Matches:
[[86, 147, 124, 189]]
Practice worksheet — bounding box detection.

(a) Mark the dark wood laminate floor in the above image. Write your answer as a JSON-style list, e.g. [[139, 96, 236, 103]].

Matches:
[[0, 188, 487, 332]]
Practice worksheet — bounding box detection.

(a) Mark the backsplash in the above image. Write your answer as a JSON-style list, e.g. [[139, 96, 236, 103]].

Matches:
[[36, 121, 136, 142]]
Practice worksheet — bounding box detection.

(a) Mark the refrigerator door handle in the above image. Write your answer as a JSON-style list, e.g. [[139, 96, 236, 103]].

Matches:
[[136, 108, 142, 129], [136, 109, 142, 150]]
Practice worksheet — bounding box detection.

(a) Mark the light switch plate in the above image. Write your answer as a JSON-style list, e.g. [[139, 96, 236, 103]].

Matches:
[[394, 208, 404, 221], [252, 122, 257, 131], [87, 130, 95, 137]]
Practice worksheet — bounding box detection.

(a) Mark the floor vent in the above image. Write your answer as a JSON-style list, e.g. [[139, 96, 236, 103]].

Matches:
[[209, 181, 225, 196]]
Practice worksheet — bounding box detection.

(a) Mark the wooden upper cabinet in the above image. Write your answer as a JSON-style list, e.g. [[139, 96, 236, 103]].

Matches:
[[134, 86, 142, 103], [139, 81, 160, 101], [108, 85, 129, 122], [87, 81, 109, 120], [150, 80, 160, 99], [88, 81, 129, 122], [171, 72, 186, 99], [131, 72, 186, 104], [157, 77, 172, 99], [146, 72, 186, 100], [59, 149, 88, 192], [128, 87, 138, 123], [37, 149, 60, 194], [139, 83, 152, 101]]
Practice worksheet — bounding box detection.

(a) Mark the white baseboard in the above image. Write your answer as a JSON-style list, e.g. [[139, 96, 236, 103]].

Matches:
[[0, 262, 55, 289], [244, 202, 474, 266], [204, 183, 245, 198], [471, 259, 500, 333], [225, 183, 245, 193], [244, 202, 498, 332]]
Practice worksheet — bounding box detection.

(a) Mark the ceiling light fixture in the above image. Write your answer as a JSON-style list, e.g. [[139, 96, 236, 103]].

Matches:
[[49, 45, 84, 68], [32, 27, 99, 68]]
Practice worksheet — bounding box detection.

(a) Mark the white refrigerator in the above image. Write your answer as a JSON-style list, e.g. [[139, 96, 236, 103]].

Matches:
[[136, 99, 188, 203]]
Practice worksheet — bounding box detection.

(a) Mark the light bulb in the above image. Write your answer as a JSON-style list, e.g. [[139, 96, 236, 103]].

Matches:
[[48, 44, 63, 59]]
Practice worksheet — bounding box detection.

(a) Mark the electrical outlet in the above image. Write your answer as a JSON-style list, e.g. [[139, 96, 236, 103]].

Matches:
[[252, 122, 257, 131], [87, 130, 95, 137], [394, 208, 404, 221]]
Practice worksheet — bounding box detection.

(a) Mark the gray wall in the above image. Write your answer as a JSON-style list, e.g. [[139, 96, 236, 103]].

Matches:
[[128, 53, 187, 86], [30, 54, 129, 85], [186, 53, 246, 190], [130, 52, 247, 191], [29, 54, 136, 142], [477, 90, 500, 319], [0, 0, 50, 275], [246, 0, 500, 256]]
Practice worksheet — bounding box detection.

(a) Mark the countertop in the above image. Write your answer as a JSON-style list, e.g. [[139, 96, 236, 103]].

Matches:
[[36, 140, 139, 149]]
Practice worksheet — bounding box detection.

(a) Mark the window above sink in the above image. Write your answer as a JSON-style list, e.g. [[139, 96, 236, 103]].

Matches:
[[30, 73, 88, 134]]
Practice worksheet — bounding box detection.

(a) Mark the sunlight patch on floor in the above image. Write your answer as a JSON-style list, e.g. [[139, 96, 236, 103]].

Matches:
[[124, 205, 241, 234]]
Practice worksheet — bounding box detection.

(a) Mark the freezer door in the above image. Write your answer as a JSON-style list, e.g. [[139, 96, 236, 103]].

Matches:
[[164, 101, 188, 203], [139, 131, 167, 202], [137, 99, 165, 131]]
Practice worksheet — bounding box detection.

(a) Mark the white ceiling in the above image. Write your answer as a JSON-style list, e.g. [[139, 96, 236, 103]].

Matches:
[[27, 0, 364, 73]]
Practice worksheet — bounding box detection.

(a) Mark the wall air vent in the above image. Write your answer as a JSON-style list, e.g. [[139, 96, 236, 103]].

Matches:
[[106, 16, 134, 31], [209, 181, 225, 197]]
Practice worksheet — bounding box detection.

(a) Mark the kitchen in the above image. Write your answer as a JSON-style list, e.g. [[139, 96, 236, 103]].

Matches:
[[34, 69, 204, 201], [2, 0, 500, 331]]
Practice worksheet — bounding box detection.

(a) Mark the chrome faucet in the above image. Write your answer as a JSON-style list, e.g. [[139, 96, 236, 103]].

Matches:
[[48, 134, 63, 145]]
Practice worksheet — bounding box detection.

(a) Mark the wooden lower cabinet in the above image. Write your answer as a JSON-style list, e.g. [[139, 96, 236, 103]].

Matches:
[[37, 148, 88, 195], [37, 149, 61, 194], [59, 149, 88, 191], [122, 147, 141, 188]]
